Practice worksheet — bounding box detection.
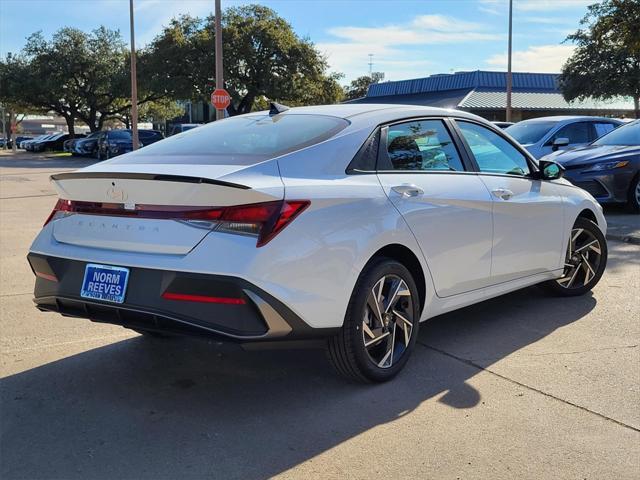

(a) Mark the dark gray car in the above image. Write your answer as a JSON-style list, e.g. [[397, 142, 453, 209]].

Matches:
[[542, 120, 640, 212]]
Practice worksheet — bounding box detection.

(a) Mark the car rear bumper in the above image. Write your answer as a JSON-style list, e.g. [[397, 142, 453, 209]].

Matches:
[[28, 253, 338, 343], [564, 169, 635, 204]]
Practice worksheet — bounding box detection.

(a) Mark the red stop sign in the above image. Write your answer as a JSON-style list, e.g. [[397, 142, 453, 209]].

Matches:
[[211, 88, 231, 110]]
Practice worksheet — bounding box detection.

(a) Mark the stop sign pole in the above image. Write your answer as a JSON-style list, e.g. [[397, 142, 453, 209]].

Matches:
[[214, 0, 224, 120]]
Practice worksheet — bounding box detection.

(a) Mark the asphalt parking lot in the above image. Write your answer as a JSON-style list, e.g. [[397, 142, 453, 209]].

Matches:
[[1, 152, 639, 479]]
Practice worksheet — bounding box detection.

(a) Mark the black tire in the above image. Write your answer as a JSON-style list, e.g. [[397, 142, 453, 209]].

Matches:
[[327, 257, 421, 383], [542, 217, 608, 296], [625, 174, 639, 214]]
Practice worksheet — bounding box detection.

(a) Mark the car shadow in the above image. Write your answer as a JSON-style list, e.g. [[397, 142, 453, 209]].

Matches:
[[0, 286, 596, 479]]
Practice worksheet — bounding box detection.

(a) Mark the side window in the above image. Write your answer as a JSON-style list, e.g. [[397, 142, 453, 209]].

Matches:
[[457, 121, 530, 176], [593, 122, 617, 139], [551, 122, 591, 144], [382, 120, 464, 172]]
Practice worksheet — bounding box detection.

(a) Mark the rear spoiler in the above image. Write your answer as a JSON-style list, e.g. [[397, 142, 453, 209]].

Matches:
[[50, 172, 250, 190]]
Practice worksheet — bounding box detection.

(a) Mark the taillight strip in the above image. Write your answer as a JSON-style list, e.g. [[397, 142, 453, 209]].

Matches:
[[162, 292, 246, 305], [44, 199, 310, 246]]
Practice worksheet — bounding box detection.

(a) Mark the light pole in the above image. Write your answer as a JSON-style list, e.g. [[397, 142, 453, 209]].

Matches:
[[215, 0, 224, 120], [506, 0, 513, 122], [129, 0, 139, 149]]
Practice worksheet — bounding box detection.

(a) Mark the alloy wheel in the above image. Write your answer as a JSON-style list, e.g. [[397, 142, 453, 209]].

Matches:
[[635, 180, 640, 208], [556, 227, 603, 289], [361, 274, 414, 369]]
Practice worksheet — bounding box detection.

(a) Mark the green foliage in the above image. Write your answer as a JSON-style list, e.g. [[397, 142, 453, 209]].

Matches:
[[559, 0, 640, 117], [343, 72, 385, 101], [145, 5, 344, 114], [0, 26, 164, 133]]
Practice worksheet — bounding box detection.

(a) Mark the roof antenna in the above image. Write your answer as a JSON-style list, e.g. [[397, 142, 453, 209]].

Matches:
[[269, 102, 290, 116]]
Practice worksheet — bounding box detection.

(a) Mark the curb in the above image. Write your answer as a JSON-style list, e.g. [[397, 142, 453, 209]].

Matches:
[[606, 233, 640, 245]]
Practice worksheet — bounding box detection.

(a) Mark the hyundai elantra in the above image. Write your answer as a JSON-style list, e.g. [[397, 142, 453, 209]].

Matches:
[[28, 104, 608, 382]]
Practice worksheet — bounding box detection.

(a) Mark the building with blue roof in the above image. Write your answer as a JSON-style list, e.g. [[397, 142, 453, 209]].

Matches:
[[348, 70, 634, 121]]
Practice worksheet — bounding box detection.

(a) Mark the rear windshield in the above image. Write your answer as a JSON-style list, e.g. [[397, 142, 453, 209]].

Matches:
[[109, 130, 132, 139], [505, 121, 556, 144], [110, 114, 349, 165]]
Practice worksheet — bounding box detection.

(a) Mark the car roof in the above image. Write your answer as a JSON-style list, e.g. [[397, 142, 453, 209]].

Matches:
[[248, 103, 483, 131], [517, 115, 623, 123]]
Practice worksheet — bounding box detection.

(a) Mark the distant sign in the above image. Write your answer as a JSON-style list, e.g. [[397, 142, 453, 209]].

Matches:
[[211, 88, 231, 110]]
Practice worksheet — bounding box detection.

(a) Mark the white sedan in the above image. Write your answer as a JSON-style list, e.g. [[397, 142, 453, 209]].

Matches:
[[28, 104, 607, 382]]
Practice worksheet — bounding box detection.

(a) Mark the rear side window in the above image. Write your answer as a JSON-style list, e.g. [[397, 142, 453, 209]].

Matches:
[[593, 122, 617, 138], [380, 120, 464, 172], [111, 114, 349, 165]]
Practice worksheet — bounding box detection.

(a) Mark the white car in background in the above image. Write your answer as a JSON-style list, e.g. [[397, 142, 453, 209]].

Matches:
[[505, 116, 623, 159], [28, 104, 608, 382]]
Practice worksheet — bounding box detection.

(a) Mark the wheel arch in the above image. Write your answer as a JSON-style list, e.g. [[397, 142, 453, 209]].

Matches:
[[365, 243, 427, 314], [576, 207, 598, 226]]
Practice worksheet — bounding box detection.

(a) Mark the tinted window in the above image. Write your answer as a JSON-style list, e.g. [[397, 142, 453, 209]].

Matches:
[[108, 131, 132, 140], [458, 121, 530, 176], [593, 122, 617, 138], [382, 120, 464, 171], [111, 114, 349, 165], [139, 130, 162, 138], [593, 121, 639, 146], [505, 121, 556, 144], [551, 122, 591, 144]]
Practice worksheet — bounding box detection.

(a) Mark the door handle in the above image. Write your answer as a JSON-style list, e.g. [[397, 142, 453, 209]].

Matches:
[[391, 184, 424, 197], [491, 188, 514, 200]]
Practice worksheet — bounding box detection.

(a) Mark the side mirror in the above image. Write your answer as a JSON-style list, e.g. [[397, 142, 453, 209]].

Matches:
[[538, 160, 564, 180], [552, 137, 570, 151]]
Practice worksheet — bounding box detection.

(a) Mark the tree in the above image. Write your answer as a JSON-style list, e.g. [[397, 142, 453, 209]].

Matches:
[[1, 27, 164, 134], [559, 0, 640, 118], [0, 54, 44, 147], [343, 72, 385, 101], [145, 5, 344, 116]]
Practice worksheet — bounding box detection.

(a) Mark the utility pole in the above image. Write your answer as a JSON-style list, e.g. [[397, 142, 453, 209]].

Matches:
[[129, 0, 139, 149], [215, 0, 224, 120], [368, 54, 373, 76], [506, 0, 513, 122]]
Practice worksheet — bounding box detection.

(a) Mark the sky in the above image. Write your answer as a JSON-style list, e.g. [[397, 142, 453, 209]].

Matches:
[[0, 0, 595, 84]]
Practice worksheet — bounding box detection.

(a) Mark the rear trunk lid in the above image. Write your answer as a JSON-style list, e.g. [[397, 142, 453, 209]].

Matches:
[[48, 161, 283, 254]]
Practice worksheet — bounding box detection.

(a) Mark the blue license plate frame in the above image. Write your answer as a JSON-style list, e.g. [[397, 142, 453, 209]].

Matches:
[[80, 263, 130, 304]]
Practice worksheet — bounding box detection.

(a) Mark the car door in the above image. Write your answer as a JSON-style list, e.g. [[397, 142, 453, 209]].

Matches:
[[455, 120, 565, 285], [375, 118, 494, 297]]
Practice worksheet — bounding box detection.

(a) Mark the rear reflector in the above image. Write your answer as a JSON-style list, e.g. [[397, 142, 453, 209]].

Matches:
[[161, 292, 246, 305], [35, 271, 58, 282], [43, 199, 310, 246]]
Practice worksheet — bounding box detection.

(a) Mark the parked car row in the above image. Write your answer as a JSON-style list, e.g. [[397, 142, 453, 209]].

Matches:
[[17, 129, 164, 159], [1, 136, 33, 148], [20, 133, 78, 152]]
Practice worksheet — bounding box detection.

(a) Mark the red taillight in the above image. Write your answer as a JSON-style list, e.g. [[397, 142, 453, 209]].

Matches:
[[161, 292, 246, 305], [43, 198, 309, 246]]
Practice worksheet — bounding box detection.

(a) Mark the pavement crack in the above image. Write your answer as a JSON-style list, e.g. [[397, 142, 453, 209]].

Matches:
[[0, 193, 56, 200], [417, 340, 640, 433], [469, 344, 639, 361]]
